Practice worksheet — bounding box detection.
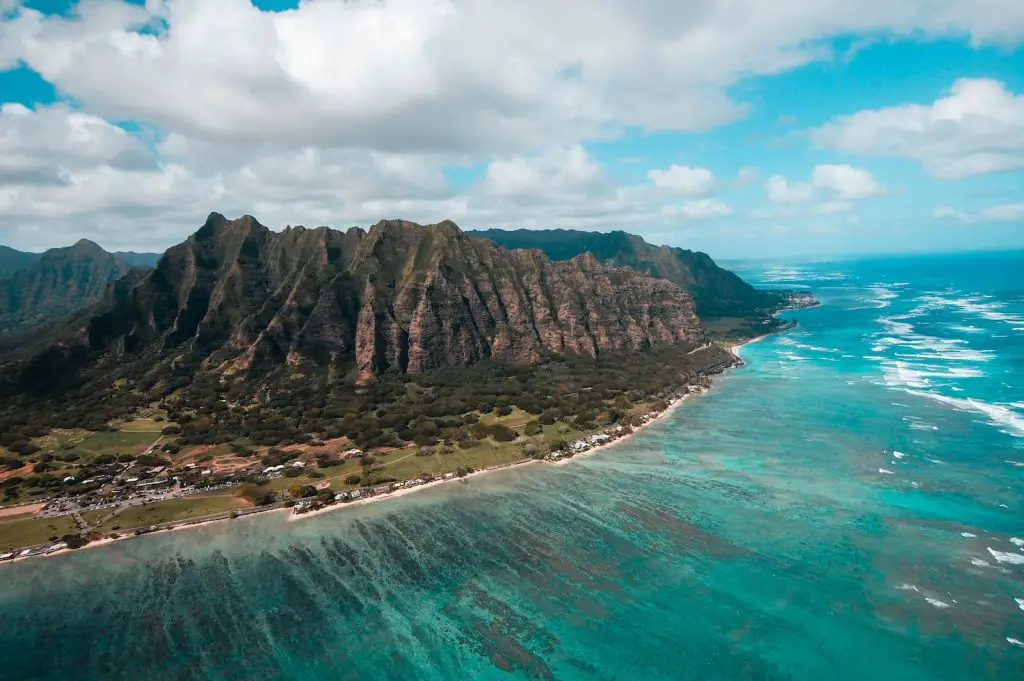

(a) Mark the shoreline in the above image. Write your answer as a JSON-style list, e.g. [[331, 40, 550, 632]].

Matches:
[[286, 459, 544, 522], [548, 389, 701, 466], [2, 326, 795, 565]]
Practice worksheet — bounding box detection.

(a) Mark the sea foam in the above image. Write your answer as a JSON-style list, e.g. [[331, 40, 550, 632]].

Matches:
[[988, 548, 1024, 565]]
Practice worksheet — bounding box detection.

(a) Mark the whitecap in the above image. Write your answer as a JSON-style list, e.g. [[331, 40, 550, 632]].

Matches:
[[961, 532, 977, 538], [904, 390, 1024, 437], [926, 597, 952, 609], [893, 451, 906, 459], [1008, 637, 1024, 648], [1017, 598, 1024, 612], [896, 584, 920, 592], [878, 468, 895, 475], [1011, 538, 1024, 549], [988, 548, 1024, 565], [970, 558, 990, 567]]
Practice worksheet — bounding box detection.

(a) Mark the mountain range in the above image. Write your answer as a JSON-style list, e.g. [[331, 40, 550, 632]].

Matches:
[[0, 213, 804, 452], [470, 229, 784, 318]]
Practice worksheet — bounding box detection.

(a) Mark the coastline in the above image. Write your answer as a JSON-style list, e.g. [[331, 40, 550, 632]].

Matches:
[[286, 459, 544, 522], [548, 389, 701, 466], [3, 326, 791, 565]]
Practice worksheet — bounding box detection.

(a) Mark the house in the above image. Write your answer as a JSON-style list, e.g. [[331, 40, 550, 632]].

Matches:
[[0, 551, 14, 561], [47, 542, 68, 553], [125, 477, 139, 484], [443, 472, 455, 480], [290, 461, 306, 469], [570, 440, 588, 451], [334, 492, 349, 502], [342, 448, 364, 458], [63, 476, 75, 484], [200, 469, 213, 476], [350, 490, 362, 500]]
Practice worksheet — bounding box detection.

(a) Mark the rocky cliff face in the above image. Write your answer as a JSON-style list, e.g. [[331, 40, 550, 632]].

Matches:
[[0, 240, 136, 334], [3, 214, 705, 392], [470, 228, 786, 318]]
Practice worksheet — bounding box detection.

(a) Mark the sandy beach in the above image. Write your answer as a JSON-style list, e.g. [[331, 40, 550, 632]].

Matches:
[[286, 459, 544, 522]]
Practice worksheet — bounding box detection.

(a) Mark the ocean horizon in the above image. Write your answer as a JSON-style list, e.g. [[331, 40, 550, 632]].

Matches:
[[1, 252, 1022, 680]]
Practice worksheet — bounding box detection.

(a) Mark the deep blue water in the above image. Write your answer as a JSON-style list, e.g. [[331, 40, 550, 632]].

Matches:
[[1, 252, 1022, 680]]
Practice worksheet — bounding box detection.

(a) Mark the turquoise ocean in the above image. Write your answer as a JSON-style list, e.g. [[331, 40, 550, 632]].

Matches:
[[1, 252, 1023, 680]]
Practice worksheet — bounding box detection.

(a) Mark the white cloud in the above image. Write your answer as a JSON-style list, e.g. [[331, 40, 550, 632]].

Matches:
[[647, 164, 716, 197], [934, 203, 1024, 222], [478, 145, 605, 199], [679, 198, 733, 219], [766, 164, 885, 207], [2, 1, 1023, 156], [0, 103, 154, 184], [1, 1, 1024, 249], [813, 78, 1024, 178], [766, 175, 814, 204], [811, 164, 887, 199], [982, 203, 1024, 220]]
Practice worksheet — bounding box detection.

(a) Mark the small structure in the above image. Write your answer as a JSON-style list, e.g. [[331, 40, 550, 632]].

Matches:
[[342, 448, 364, 458], [349, 490, 362, 500], [291, 460, 306, 469]]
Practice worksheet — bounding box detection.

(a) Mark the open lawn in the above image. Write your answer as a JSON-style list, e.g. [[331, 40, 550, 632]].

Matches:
[[118, 419, 173, 433], [73, 431, 160, 459], [477, 406, 538, 428], [0, 515, 77, 552], [95, 494, 247, 533], [378, 441, 525, 481], [81, 508, 115, 526]]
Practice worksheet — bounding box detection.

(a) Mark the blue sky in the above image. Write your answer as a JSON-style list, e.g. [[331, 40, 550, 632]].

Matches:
[[1, 0, 1023, 258]]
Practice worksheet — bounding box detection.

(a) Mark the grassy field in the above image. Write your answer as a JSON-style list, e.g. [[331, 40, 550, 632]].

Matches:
[[118, 419, 172, 433], [73, 431, 160, 458], [477, 407, 536, 428], [95, 495, 248, 533], [0, 515, 78, 552], [81, 509, 115, 526]]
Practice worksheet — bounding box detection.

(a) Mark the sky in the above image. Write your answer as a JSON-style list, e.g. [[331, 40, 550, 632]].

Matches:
[[1, 0, 1023, 258]]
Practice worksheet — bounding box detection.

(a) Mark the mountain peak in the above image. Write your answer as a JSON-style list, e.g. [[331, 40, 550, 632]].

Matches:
[[70, 238, 106, 256], [194, 212, 269, 244]]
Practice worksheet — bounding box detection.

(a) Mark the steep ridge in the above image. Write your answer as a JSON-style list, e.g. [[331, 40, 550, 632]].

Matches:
[[2, 214, 705, 403], [469, 228, 786, 318], [0, 239, 137, 334], [0, 245, 41, 279]]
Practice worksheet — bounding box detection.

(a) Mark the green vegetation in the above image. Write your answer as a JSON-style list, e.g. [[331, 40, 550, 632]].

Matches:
[[0, 515, 77, 552], [94, 495, 247, 533], [73, 430, 158, 458]]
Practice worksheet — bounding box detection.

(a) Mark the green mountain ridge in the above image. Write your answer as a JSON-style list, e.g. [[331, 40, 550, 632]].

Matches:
[[469, 228, 787, 318], [0, 240, 138, 335]]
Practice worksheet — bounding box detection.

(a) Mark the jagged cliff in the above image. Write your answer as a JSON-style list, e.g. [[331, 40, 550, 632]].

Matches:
[[5, 214, 705, 395], [470, 228, 786, 318]]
